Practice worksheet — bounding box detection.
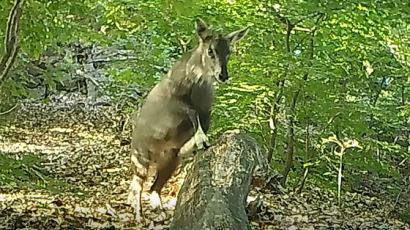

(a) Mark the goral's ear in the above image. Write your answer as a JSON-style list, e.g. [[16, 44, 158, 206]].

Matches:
[[196, 18, 212, 41], [225, 27, 249, 45]]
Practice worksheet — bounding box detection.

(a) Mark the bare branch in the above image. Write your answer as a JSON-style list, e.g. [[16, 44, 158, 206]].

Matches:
[[89, 57, 168, 73], [294, 26, 312, 32], [89, 57, 140, 63], [0, 103, 18, 116]]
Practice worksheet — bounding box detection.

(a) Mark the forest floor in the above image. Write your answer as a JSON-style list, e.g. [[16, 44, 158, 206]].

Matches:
[[0, 93, 409, 230]]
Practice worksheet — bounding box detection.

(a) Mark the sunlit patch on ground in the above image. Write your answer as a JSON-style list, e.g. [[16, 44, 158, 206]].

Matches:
[[0, 95, 185, 229]]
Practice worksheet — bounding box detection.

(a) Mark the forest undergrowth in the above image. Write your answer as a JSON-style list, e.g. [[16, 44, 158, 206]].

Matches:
[[0, 93, 408, 230]]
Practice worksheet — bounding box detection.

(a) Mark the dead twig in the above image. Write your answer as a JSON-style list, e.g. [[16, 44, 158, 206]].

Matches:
[[0, 103, 18, 115]]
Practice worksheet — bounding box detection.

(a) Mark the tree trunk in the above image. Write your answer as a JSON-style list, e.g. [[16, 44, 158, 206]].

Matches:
[[170, 131, 267, 230], [267, 79, 285, 163], [281, 14, 323, 185], [0, 0, 26, 90]]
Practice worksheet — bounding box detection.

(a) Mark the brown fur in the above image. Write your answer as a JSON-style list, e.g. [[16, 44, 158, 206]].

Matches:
[[128, 19, 249, 220]]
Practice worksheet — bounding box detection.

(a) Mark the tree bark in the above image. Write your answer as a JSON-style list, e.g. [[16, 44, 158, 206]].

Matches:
[[267, 14, 293, 164], [0, 0, 26, 90], [170, 131, 267, 230]]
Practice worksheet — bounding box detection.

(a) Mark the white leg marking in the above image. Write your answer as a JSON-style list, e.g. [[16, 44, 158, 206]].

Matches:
[[127, 175, 143, 221], [179, 136, 196, 157], [149, 191, 163, 210], [194, 116, 210, 149], [131, 155, 145, 170]]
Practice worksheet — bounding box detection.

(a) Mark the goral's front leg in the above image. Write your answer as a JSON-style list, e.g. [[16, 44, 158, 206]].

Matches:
[[182, 107, 210, 153], [179, 116, 210, 158], [193, 116, 210, 150]]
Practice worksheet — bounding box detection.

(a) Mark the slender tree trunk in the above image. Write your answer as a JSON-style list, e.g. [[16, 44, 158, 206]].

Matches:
[[267, 17, 293, 163], [281, 14, 324, 185], [0, 0, 26, 90], [281, 88, 301, 185], [267, 79, 285, 162]]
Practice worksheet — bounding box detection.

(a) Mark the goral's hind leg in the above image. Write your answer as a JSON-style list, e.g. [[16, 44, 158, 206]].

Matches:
[[149, 148, 180, 210], [127, 150, 149, 222]]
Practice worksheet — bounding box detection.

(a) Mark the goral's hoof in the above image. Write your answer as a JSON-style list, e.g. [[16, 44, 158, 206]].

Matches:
[[195, 132, 210, 150], [148, 191, 164, 210]]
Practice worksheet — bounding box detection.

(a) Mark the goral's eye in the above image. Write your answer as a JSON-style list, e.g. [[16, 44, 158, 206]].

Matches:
[[208, 48, 215, 58]]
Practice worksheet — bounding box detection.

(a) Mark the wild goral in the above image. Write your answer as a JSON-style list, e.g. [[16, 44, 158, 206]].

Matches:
[[128, 19, 248, 221]]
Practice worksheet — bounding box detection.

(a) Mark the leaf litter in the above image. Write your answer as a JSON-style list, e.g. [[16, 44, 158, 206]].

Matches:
[[0, 92, 409, 229]]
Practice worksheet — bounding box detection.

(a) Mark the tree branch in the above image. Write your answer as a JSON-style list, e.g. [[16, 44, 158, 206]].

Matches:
[[0, 103, 18, 115]]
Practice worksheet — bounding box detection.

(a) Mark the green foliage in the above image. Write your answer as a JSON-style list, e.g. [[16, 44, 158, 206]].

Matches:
[[398, 207, 410, 224], [1, 0, 409, 198], [0, 153, 72, 193]]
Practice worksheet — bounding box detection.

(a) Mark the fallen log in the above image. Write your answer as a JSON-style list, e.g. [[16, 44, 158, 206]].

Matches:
[[170, 131, 268, 230]]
